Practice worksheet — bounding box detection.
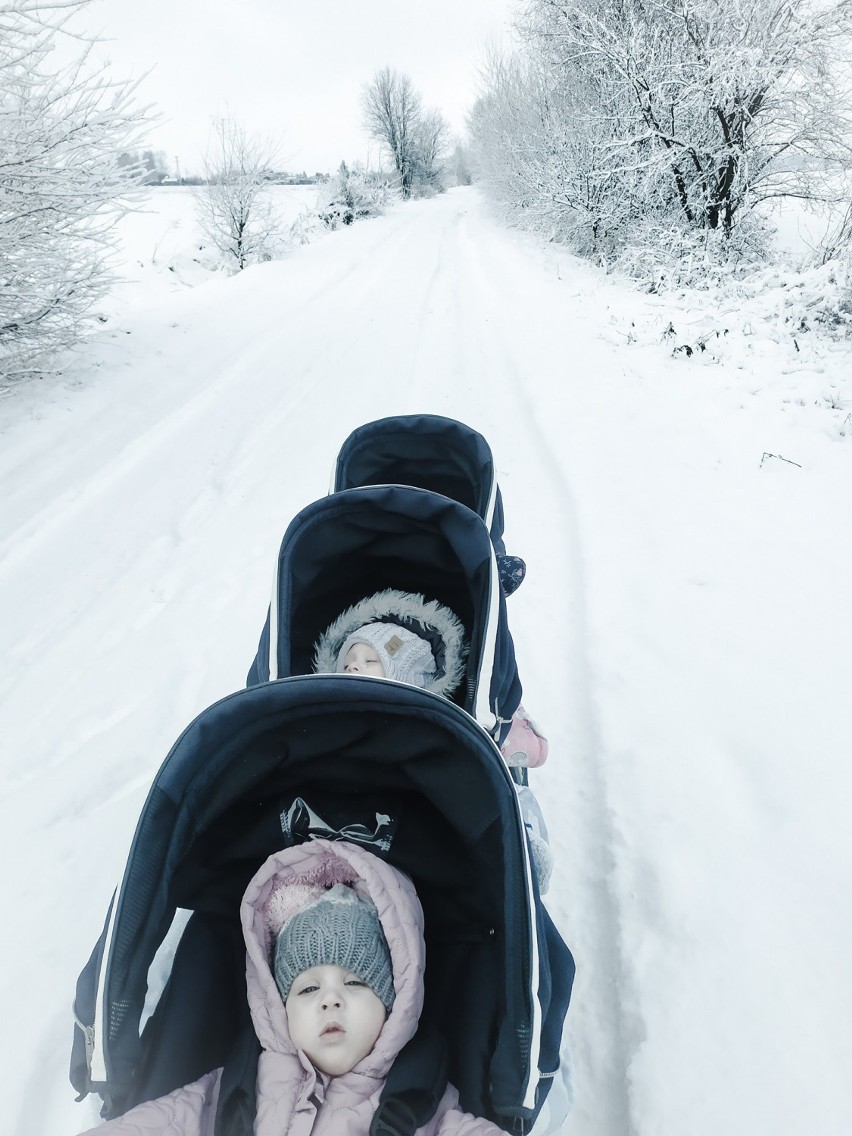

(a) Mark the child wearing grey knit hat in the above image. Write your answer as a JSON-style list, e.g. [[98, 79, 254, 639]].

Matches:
[[273, 882, 395, 1012], [267, 879, 397, 1078], [78, 845, 510, 1136]]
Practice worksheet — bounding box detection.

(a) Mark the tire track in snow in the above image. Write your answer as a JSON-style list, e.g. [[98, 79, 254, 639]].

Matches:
[[0, 205, 468, 721], [0, 207, 433, 578], [450, 207, 637, 1136]]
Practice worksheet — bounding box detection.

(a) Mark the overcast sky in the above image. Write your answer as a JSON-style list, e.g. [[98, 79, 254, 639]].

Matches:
[[83, 0, 517, 176]]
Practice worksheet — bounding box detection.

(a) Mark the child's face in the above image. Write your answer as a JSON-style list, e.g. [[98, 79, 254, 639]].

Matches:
[[343, 642, 385, 677], [285, 964, 387, 1075]]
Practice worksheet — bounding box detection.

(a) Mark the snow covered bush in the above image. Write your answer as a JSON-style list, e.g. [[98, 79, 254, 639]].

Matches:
[[613, 216, 773, 293], [286, 209, 325, 247], [0, 0, 147, 381], [317, 162, 396, 230], [468, 48, 630, 255], [195, 119, 284, 271]]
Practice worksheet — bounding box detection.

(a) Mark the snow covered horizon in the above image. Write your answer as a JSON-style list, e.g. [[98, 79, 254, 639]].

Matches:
[[1, 186, 850, 1136]]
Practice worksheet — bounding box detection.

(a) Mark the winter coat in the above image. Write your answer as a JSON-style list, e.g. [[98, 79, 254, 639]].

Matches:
[[77, 840, 503, 1136]]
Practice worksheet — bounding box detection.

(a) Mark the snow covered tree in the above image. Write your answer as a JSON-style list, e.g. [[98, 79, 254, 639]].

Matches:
[[449, 141, 474, 187], [118, 149, 169, 185], [413, 108, 451, 192], [361, 69, 449, 197], [531, 0, 852, 229], [196, 118, 283, 271], [361, 68, 422, 198], [0, 0, 148, 381], [471, 0, 852, 258]]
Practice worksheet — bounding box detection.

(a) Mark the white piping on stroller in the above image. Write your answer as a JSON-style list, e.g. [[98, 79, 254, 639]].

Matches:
[[88, 890, 117, 1083], [473, 548, 502, 732], [515, 779, 543, 1112], [482, 466, 498, 534], [267, 553, 282, 681]]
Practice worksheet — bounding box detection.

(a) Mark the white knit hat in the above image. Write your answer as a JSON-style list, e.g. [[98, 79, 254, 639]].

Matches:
[[336, 622, 437, 688], [313, 590, 467, 697]]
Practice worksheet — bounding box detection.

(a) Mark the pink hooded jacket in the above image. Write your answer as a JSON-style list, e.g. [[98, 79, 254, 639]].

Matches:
[[78, 840, 503, 1136]]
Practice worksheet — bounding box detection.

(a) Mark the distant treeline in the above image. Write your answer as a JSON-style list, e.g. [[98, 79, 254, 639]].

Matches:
[[118, 151, 329, 187]]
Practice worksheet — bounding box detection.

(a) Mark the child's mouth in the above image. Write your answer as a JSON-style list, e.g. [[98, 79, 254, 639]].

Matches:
[[321, 1023, 344, 1037]]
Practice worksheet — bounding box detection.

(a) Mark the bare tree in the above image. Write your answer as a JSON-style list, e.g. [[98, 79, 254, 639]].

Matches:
[[449, 140, 474, 187], [361, 68, 423, 198], [0, 0, 149, 382], [196, 118, 283, 270], [413, 108, 451, 192]]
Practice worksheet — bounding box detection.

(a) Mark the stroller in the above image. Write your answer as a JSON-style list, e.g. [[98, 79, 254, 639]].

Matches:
[[70, 678, 574, 1134], [70, 415, 574, 1134], [245, 483, 521, 744], [331, 414, 526, 597]]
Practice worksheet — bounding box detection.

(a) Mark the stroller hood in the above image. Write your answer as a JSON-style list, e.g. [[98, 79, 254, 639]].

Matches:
[[333, 415, 528, 598], [333, 414, 507, 553]]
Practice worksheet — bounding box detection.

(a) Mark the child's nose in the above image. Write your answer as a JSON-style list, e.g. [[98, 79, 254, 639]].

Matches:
[[321, 990, 343, 1009]]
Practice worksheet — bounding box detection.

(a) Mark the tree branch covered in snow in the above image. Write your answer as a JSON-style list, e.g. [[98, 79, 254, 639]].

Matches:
[[0, 0, 150, 380]]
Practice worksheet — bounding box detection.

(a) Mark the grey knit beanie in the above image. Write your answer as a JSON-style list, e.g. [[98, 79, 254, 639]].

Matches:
[[273, 883, 395, 1011], [336, 622, 436, 688]]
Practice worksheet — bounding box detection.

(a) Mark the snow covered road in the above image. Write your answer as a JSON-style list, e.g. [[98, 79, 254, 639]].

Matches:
[[2, 187, 851, 1135]]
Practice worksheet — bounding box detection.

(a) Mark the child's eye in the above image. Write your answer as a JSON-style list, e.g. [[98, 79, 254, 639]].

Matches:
[[345, 979, 367, 988], [297, 984, 319, 995]]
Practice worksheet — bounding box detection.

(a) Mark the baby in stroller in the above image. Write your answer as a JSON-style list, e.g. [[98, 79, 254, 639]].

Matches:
[[78, 840, 504, 1136], [313, 589, 553, 893]]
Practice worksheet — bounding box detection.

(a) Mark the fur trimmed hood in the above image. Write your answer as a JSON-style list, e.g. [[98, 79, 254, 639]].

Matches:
[[313, 589, 468, 698]]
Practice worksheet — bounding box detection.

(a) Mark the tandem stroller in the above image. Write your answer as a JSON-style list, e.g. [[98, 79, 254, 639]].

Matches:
[[70, 415, 574, 1135]]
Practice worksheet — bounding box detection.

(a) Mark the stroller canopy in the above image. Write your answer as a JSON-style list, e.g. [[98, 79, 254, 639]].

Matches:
[[246, 485, 522, 735], [71, 677, 574, 1133], [333, 414, 508, 554]]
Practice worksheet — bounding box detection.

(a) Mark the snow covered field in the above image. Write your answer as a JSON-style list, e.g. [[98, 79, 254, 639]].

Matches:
[[2, 186, 851, 1136], [102, 184, 322, 309]]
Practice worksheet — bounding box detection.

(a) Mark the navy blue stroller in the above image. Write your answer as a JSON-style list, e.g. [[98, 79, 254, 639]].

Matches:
[[70, 677, 574, 1134], [332, 415, 526, 596], [246, 484, 522, 745]]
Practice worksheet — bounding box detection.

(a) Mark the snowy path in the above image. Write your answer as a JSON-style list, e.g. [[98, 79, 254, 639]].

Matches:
[[2, 188, 851, 1136]]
